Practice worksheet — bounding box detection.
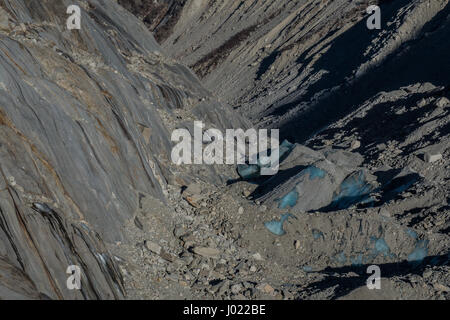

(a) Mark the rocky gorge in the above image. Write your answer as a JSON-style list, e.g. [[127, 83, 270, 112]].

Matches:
[[0, 0, 449, 300]]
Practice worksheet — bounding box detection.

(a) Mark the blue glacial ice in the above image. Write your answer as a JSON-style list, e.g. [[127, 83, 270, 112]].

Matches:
[[302, 266, 313, 272], [368, 237, 394, 260], [374, 238, 390, 256], [335, 252, 347, 264], [237, 164, 260, 180], [407, 239, 429, 266], [269, 139, 296, 165], [312, 229, 324, 240], [351, 254, 364, 266], [264, 213, 296, 236], [300, 165, 326, 180], [328, 170, 375, 210], [275, 166, 326, 209], [257, 139, 295, 168], [278, 188, 299, 209], [237, 140, 295, 180], [406, 229, 418, 239]]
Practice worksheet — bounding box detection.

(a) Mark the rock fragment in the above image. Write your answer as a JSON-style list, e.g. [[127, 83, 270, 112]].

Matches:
[[183, 183, 203, 195], [192, 247, 220, 259], [252, 253, 264, 261], [134, 217, 143, 230], [435, 97, 449, 108], [159, 250, 175, 262], [350, 140, 361, 150], [379, 208, 391, 217], [433, 283, 450, 292], [231, 283, 243, 294], [242, 190, 251, 197], [424, 152, 443, 163], [0, 7, 10, 31], [257, 283, 274, 294], [417, 98, 428, 107], [182, 183, 205, 207]]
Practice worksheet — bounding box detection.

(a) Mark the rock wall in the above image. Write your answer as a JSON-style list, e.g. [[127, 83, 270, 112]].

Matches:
[[0, 0, 245, 299], [150, 0, 449, 140]]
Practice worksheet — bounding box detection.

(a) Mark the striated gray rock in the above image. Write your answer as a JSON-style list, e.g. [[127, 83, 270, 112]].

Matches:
[[0, 0, 246, 299]]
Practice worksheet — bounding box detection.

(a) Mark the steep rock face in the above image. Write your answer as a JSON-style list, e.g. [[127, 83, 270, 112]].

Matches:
[[0, 0, 245, 299], [141, 0, 449, 141], [117, 0, 186, 43]]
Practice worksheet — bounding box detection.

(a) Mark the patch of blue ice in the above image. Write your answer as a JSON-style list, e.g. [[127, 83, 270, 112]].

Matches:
[[237, 164, 260, 179], [407, 240, 429, 266], [351, 254, 363, 267], [312, 229, 324, 240], [257, 139, 295, 168], [238, 140, 295, 179], [279, 139, 295, 159], [369, 237, 393, 258], [329, 170, 374, 210], [264, 213, 296, 236], [278, 188, 299, 209], [335, 252, 347, 264], [301, 166, 326, 180], [406, 229, 418, 239], [302, 266, 313, 272]]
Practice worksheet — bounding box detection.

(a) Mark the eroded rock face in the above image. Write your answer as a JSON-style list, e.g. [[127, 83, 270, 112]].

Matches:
[[0, 0, 245, 299], [117, 0, 186, 43], [147, 0, 450, 141]]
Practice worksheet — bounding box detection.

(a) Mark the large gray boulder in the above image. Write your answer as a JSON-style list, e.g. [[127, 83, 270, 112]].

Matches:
[[253, 145, 377, 213]]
